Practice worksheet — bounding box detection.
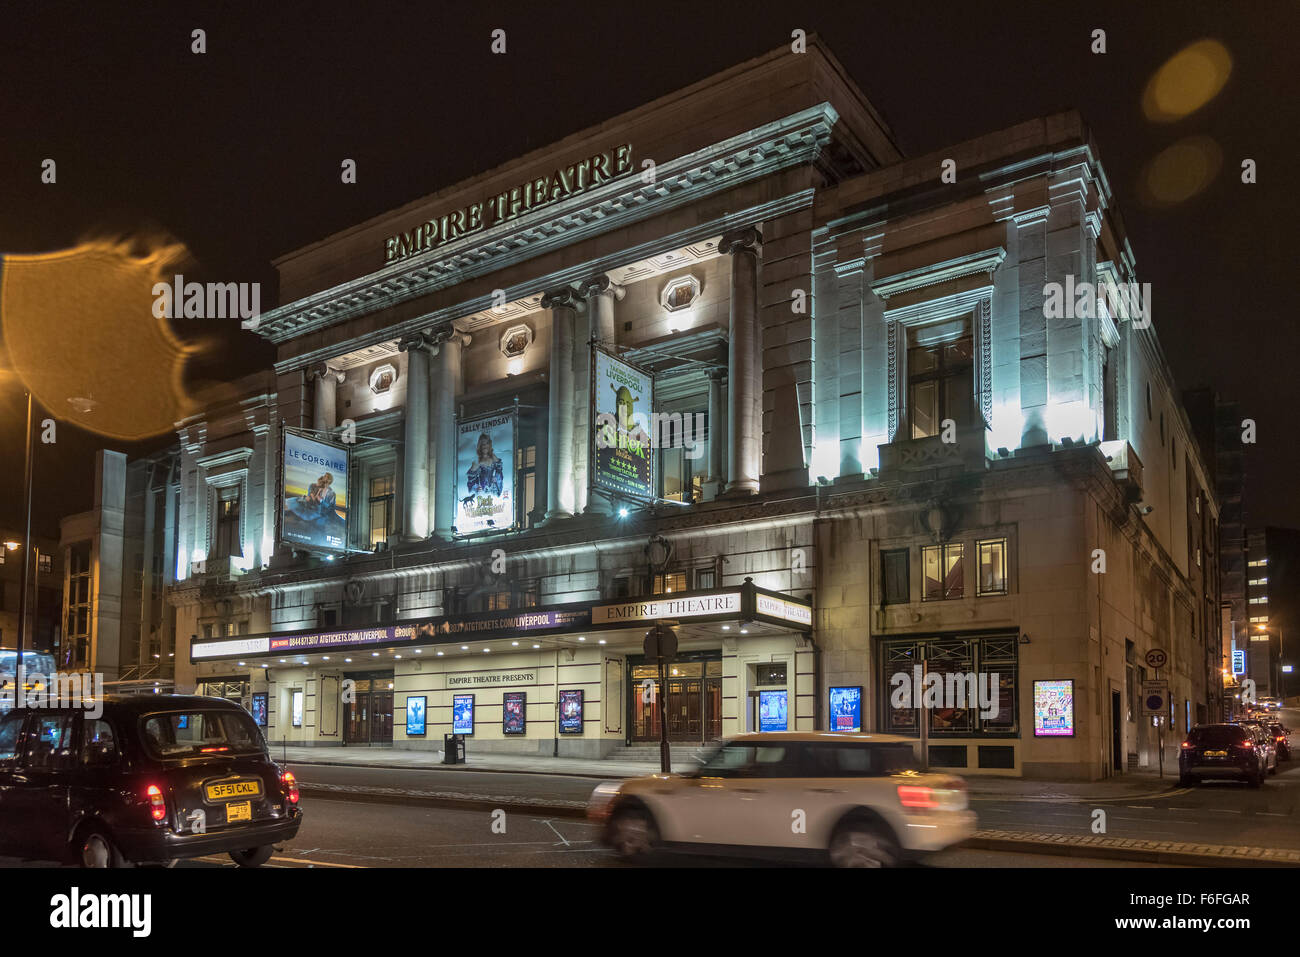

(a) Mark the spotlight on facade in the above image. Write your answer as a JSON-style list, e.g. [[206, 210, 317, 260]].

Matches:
[[618, 507, 629, 518], [1139, 505, 1155, 515], [997, 447, 1010, 458]]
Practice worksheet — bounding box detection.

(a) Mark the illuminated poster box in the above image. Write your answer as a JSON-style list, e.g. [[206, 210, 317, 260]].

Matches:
[[1033, 679, 1074, 737]]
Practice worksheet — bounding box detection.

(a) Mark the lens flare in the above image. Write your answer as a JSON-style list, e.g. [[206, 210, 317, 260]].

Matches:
[[1142, 39, 1232, 122], [0, 240, 200, 439], [1140, 135, 1222, 207]]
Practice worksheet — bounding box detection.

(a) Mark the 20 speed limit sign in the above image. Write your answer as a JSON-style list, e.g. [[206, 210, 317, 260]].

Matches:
[[1144, 648, 1168, 670]]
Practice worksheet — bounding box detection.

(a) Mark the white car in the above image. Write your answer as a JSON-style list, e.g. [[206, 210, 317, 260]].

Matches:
[[588, 731, 976, 867]]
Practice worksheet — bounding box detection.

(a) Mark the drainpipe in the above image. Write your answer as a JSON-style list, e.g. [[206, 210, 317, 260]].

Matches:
[[553, 648, 561, 758]]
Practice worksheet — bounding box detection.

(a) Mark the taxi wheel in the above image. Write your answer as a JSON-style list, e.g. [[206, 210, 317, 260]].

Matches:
[[78, 829, 127, 868], [608, 807, 658, 862], [229, 845, 274, 868], [828, 821, 898, 868]]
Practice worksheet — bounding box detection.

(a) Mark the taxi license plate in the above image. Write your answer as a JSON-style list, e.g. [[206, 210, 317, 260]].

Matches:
[[1205, 750, 1227, 758], [225, 801, 252, 823], [206, 780, 261, 801]]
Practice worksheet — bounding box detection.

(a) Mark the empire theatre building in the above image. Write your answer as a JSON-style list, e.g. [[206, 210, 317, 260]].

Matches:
[[173, 39, 1220, 779]]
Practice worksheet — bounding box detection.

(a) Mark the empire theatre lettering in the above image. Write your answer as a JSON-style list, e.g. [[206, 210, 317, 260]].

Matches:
[[384, 144, 633, 264], [593, 593, 742, 625]]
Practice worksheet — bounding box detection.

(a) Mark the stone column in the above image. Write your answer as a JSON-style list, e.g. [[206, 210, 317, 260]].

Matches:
[[541, 287, 577, 523], [308, 363, 345, 433], [430, 325, 469, 539], [721, 227, 762, 495], [398, 331, 432, 539], [579, 275, 622, 515], [705, 367, 726, 499]]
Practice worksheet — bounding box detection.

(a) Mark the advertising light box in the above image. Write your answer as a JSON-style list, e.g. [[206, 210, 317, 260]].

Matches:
[[503, 692, 526, 735], [559, 690, 584, 734], [280, 429, 349, 553], [828, 686, 862, 732], [406, 696, 427, 737], [456, 410, 516, 535], [1033, 679, 1074, 737], [452, 694, 475, 735], [759, 690, 788, 732]]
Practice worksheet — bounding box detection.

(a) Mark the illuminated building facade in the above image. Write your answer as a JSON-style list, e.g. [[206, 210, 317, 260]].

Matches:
[[148, 39, 1220, 778]]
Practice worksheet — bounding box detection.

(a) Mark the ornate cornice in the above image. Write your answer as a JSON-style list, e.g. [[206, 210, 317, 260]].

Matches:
[[870, 248, 1006, 301], [254, 104, 839, 345]]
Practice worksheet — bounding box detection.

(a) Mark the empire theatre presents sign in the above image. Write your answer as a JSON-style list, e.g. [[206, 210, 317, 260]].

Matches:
[[383, 144, 633, 264]]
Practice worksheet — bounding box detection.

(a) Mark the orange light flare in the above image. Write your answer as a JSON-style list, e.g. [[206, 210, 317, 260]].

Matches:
[[0, 238, 205, 439], [1142, 39, 1233, 123]]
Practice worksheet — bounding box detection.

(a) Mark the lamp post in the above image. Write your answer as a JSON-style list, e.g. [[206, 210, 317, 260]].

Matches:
[[644, 535, 675, 773], [14, 391, 35, 679]]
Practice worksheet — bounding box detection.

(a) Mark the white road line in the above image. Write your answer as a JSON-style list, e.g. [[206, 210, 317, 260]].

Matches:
[[1126, 805, 1154, 809], [540, 819, 571, 846], [1207, 809, 1242, 814]]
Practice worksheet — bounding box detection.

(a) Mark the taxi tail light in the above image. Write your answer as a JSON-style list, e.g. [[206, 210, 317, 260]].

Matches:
[[897, 785, 938, 810], [281, 770, 299, 805], [1181, 741, 1194, 749], [146, 784, 167, 823]]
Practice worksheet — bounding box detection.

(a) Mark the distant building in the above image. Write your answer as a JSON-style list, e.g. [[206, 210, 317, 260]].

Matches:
[[1244, 527, 1300, 702], [58, 448, 179, 689], [1184, 388, 1246, 717], [0, 528, 62, 655]]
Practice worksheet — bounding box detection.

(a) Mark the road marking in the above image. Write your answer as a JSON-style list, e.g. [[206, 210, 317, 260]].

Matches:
[[1207, 809, 1242, 814], [540, 819, 571, 846], [1126, 805, 1154, 809]]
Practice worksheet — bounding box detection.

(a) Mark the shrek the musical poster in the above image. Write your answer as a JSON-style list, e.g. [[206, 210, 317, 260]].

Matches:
[[591, 349, 653, 501]]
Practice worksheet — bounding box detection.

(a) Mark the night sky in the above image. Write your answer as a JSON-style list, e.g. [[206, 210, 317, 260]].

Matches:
[[1, 0, 1296, 538]]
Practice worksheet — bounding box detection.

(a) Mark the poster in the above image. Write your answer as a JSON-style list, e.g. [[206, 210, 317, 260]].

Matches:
[[591, 349, 654, 501], [1033, 679, 1074, 736], [759, 690, 788, 732], [456, 411, 515, 534], [452, 694, 475, 735], [291, 690, 304, 728], [503, 692, 526, 735], [828, 686, 862, 732], [281, 430, 349, 553], [406, 696, 427, 736], [559, 689, 584, 734], [250, 692, 268, 728]]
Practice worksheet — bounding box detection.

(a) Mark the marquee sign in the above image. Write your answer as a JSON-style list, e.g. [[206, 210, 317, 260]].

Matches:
[[384, 143, 633, 264]]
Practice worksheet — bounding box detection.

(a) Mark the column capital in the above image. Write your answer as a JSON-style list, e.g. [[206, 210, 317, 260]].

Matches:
[[398, 330, 433, 353], [541, 286, 579, 310], [430, 323, 472, 349], [719, 226, 763, 257], [707, 366, 728, 382], [306, 362, 344, 383], [578, 274, 625, 300]]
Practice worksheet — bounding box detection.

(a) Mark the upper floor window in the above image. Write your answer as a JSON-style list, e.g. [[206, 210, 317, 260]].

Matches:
[[660, 274, 700, 312], [212, 486, 241, 559], [652, 572, 688, 595], [977, 539, 1008, 595], [922, 543, 964, 600], [659, 409, 706, 504], [908, 319, 973, 439], [881, 549, 909, 605], [368, 472, 395, 547]]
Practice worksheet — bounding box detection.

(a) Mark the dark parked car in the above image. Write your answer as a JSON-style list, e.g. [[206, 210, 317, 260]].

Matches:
[[0, 694, 301, 867], [1236, 720, 1278, 774], [1179, 723, 1269, 787]]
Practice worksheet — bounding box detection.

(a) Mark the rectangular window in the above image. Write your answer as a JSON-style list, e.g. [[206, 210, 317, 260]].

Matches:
[[517, 445, 537, 529], [881, 636, 1018, 737], [694, 567, 716, 591], [368, 472, 395, 547], [881, 549, 909, 604], [212, 485, 241, 559], [922, 543, 964, 600], [908, 318, 973, 439], [652, 572, 688, 595], [977, 539, 1008, 595]]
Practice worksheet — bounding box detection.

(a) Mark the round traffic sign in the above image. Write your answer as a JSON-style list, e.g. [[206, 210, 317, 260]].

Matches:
[[1144, 648, 1168, 670]]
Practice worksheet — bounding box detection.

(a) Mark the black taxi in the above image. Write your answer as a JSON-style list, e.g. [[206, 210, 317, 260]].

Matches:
[[0, 694, 302, 867]]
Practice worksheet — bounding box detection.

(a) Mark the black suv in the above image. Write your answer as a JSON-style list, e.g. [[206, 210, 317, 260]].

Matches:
[[1179, 723, 1267, 787], [0, 694, 302, 867]]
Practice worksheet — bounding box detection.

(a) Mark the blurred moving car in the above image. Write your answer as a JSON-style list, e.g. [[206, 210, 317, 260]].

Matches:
[[1179, 724, 1269, 787], [588, 731, 975, 867], [0, 695, 302, 867], [1266, 721, 1291, 760]]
